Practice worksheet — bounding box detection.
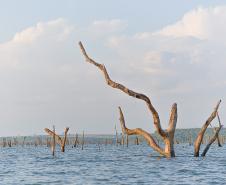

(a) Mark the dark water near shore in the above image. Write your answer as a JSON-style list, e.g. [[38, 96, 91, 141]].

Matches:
[[0, 144, 225, 185]]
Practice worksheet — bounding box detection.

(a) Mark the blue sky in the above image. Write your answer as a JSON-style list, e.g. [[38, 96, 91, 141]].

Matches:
[[1, 0, 225, 41], [0, 1, 226, 136]]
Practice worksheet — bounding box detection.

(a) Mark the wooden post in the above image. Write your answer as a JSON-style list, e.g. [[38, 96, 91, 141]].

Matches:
[[22, 136, 26, 147], [82, 131, 84, 150], [52, 125, 56, 156], [126, 134, 129, 147], [135, 136, 139, 145], [73, 133, 79, 148], [115, 124, 119, 146]]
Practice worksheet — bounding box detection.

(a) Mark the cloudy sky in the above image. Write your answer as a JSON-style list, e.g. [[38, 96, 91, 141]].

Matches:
[[0, 0, 226, 136]]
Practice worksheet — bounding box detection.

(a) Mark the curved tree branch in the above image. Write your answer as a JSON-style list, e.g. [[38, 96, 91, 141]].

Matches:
[[194, 100, 221, 157], [118, 106, 168, 157], [79, 41, 167, 138]]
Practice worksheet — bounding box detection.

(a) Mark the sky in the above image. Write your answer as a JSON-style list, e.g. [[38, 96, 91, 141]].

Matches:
[[0, 0, 226, 136]]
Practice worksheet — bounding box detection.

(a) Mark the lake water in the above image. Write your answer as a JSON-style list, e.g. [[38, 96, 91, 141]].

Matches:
[[0, 143, 225, 184]]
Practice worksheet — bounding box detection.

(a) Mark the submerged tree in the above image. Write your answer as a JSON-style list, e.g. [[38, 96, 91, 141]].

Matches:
[[79, 41, 178, 158]]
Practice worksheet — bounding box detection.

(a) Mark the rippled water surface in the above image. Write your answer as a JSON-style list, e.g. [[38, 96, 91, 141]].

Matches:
[[0, 144, 225, 184]]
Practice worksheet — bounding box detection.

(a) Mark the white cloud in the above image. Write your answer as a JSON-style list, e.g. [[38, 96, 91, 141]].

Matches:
[[12, 18, 74, 43], [1, 6, 226, 136], [156, 6, 226, 43]]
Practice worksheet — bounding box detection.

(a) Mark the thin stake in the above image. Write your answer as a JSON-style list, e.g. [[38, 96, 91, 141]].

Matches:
[[82, 131, 84, 150]]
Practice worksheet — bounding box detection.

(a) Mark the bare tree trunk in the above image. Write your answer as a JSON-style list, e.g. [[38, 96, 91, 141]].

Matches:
[[79, 41, 178, 158], [194, 100, 221, 157], [61, 127, 69, 152]]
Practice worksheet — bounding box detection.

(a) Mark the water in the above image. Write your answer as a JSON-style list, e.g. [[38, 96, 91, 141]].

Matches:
[[0, 144, 225, 184]]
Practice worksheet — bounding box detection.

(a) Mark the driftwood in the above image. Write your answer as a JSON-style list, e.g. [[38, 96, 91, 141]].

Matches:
[[79, 41, 177, 158], [194, 100, 221, 157], [44, 127, 69, 152]]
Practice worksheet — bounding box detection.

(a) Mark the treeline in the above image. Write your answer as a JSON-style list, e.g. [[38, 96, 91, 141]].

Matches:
[[0, 128, 225, 147]]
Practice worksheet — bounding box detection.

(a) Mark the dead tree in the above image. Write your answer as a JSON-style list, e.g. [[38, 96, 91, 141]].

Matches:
[[44, 127, 69, 152], [79, 41, 178, 158], [194, 100, 221, 157]]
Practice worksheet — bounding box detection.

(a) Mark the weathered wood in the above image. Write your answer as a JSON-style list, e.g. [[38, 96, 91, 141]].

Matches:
[[79, 41, 177, 158], [194, 100, 221, 157]]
